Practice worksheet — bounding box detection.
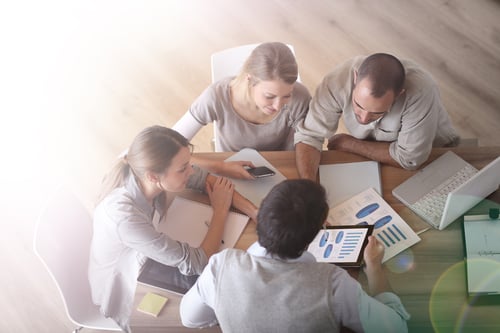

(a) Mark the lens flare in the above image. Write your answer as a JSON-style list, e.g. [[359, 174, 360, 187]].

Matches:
[[386, 249, 415, 273]]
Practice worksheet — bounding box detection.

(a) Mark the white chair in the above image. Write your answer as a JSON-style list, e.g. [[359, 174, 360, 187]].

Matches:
[[209, 43, 298, 151], [33, 187, 122, 332], [210, 43, 299, 83]]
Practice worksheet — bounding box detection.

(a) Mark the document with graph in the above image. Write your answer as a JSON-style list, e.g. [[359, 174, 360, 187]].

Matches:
[[327, 187, 421, 263]]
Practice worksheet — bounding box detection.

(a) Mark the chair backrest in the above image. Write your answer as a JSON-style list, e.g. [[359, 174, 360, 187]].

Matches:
[[210, 43, 299, 83], [33, 187, 121, 331]]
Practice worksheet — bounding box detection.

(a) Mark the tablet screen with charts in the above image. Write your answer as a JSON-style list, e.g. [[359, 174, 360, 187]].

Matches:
[[307, 225, 374, 267]]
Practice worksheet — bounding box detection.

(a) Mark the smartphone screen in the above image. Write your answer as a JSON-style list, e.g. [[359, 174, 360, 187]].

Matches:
[[247, 166, 276, 178]]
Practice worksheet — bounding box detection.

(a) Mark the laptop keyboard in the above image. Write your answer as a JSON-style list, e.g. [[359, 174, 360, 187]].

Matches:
[[410, 164, 478, 226]]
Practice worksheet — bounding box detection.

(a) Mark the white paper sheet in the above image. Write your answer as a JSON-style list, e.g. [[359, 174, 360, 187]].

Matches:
[[158, 197, 249, 250], [320, 161, 381, 207], [224, 148, 286, 206], [327, 187, 421, 263]]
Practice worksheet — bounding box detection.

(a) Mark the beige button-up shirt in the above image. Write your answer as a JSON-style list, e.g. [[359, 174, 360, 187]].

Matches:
[[295, 56, 459, 169]]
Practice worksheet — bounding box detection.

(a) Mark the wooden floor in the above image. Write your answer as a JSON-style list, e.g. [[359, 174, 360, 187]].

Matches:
[[1, 0, 499, 332]]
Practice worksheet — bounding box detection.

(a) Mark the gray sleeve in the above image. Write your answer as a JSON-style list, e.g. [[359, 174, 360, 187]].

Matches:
[[186, 165, 209, 192], [358, 291, 410, 333], [329, 268, 409, 332], [115, 206, 208, 275], [188, 79, 231, 125], [288, 82, 312, 129]]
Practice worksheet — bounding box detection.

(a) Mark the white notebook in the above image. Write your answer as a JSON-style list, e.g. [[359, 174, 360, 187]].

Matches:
[[463, 214, 500, 296], [224, 148, 286, 206], [320, 161, 381, 208], [158, 197, 249, 250]]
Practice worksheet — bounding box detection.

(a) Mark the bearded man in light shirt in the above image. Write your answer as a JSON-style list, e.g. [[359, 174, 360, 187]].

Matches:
[[295, 53, 459, 180]]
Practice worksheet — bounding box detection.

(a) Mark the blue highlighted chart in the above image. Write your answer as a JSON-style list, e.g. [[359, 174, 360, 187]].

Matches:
[[356, 203, 380, 218], [376, 223, 408, 247], [309, 228, 370, 263], [326, 188, 421, 263], [319, 231, 329, 247]]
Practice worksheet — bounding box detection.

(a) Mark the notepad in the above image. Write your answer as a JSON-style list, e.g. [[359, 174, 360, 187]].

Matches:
[[319, 161, 381, 207], [137, 292, 168, 317], [463, 214, 500, 296], [159, 196, 249, 250]]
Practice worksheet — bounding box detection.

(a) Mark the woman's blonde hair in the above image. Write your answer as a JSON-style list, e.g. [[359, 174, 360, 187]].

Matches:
[[231, 42, 298, 89], [97, 126, 191, 204]]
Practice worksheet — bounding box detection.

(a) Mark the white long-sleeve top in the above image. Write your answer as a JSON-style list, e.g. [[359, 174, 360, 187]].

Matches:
[[88, 166, 208, 331]]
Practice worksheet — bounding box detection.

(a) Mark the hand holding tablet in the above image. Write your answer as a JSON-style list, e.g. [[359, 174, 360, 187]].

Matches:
[[307, 225, 374, 267]]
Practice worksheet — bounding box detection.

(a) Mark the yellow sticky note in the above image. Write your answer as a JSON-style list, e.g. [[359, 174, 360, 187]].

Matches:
[[137, 292, 168, 317]]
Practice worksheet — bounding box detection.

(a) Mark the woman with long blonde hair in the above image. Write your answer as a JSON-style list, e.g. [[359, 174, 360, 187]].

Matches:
[[173, 42, 311, 152]]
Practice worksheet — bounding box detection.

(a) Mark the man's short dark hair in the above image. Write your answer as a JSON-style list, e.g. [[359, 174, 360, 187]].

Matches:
[[357, 53, 406, 97], [257, 179, 329, 259]]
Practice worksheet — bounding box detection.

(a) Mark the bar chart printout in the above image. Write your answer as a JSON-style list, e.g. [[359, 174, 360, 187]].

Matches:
[[327, 187, 421, 263]]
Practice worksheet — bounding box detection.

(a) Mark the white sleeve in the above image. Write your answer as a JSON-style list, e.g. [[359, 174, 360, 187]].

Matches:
[[172, 112, 204, 141], [179, 252, 222, 328]]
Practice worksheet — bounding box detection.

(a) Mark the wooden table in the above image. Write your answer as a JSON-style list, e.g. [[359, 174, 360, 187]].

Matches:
[[130, 146, 500, 333]]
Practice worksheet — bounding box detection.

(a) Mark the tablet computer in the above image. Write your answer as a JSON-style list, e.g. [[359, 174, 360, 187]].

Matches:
[[137, 259, 199, 295], [307, 225, 374, 267]]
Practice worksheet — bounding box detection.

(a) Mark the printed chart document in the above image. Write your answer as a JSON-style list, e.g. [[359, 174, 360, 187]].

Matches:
[[158, 196, 249, 251], [463, 214, 500, 296], [225, 148, 286, 206], [327, 187, 421, 263], [320, 161, 381, 207]]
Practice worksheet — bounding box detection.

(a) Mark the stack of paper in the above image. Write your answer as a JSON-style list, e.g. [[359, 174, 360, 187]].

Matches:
[[327, 187, 421, 263]]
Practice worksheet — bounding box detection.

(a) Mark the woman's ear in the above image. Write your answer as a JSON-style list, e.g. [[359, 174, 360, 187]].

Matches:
[[145, 171, 159, 184]]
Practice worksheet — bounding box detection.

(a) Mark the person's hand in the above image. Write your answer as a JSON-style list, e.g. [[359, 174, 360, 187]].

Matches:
[[363, 235, 385, 269], [327, 133, 355, 151], [218, 161, 256, 180], [206, 177, 234, 213]]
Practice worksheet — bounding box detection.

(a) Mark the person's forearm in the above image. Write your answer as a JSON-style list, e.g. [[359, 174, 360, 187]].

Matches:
[[232, 190, 258, 222], [201, 210, 228, 258], [191, 156, 223, 174], [364, 264, 393, 296], [295, 142, 321, 181], [335, 136, 399, 167], [206, 174, 258, 221]]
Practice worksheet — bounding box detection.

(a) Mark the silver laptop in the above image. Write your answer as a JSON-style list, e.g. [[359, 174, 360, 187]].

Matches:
[[392, 151, 500, 230]]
